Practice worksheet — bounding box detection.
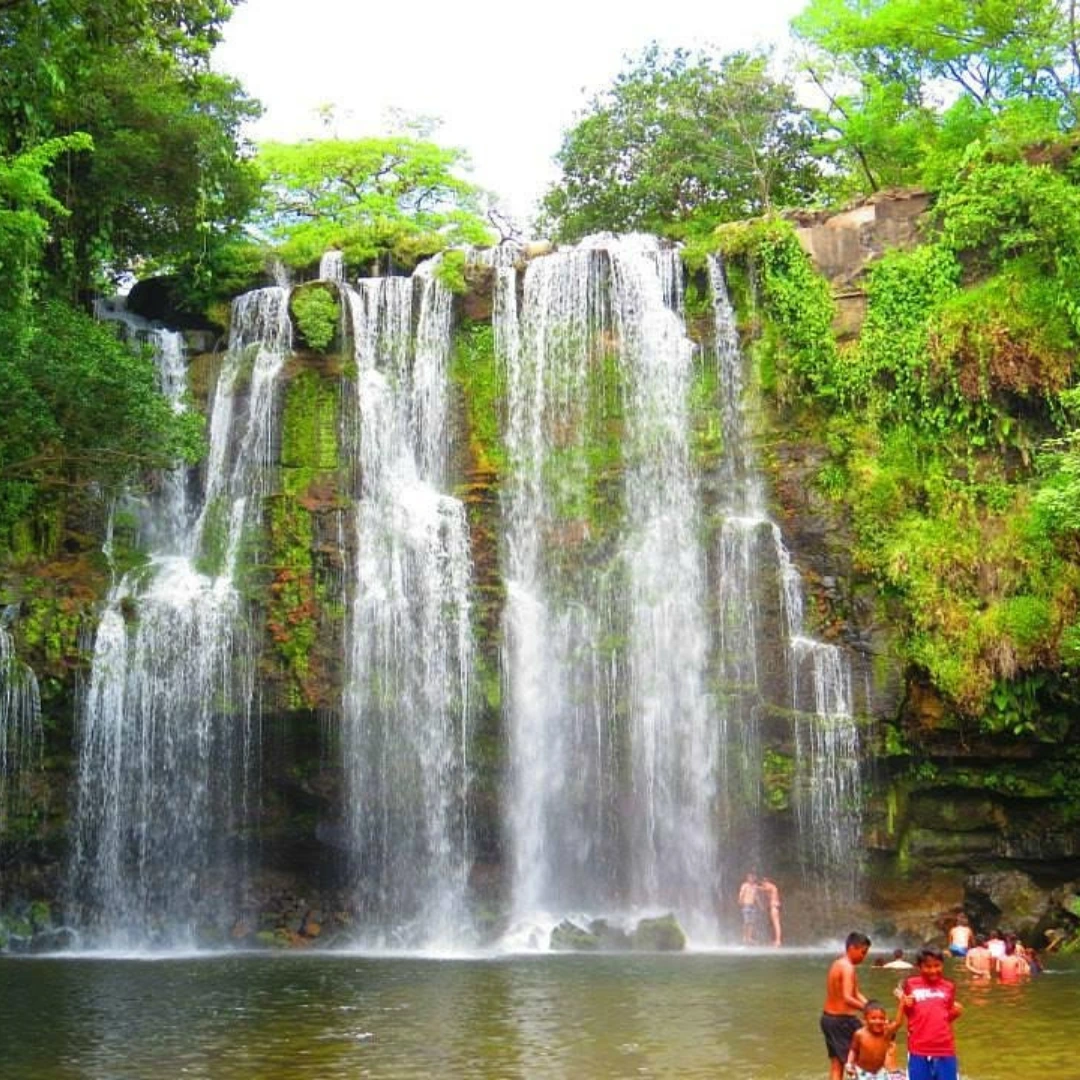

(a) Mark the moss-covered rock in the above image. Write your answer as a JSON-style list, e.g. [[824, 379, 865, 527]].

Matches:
[[630, 913, 686, 951]]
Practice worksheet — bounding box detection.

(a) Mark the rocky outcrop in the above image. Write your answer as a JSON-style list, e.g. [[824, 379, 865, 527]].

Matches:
[[787, 188, 933, 338]]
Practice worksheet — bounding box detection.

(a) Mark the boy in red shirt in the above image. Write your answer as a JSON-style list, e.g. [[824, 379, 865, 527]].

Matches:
[[898, 946, 963, 1080]]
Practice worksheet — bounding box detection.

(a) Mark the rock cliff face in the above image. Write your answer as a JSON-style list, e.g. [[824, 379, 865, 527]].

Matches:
[[1, 205, 1078, 951]]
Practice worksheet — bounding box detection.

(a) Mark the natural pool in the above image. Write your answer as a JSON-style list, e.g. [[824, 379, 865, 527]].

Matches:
[[1, 949, 1075, 1078]]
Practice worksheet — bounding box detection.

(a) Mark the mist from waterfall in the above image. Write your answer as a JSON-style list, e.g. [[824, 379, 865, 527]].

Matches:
[[68, 291, 290, 947], [340, 264, 475, 949]]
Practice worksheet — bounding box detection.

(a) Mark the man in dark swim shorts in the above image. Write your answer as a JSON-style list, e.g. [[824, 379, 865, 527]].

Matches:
[[821, 931, 871, 1080], [820, 1011, 861, 1066]]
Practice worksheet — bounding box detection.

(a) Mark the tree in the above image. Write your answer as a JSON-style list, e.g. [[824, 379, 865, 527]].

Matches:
[[0, 0, 261, 298], [0, 1, 247, 546], [539, 45, 823, 241], [0, 135, 92, 308], [253, 136, 494, 272], [793, 0, 1080, 192]]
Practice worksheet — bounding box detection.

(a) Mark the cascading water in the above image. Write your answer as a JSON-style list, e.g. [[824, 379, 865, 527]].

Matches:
[[69, 290, 290, 947], [615, 239, 718, 930], [60, 239, 860, 953], [318, 250, 345, 283], [340, 263, 475, 949], [708, 255, 862, 904], [499, 235, 722, 941], [495, 239, 862, 945], [0, 618, 42, 830]]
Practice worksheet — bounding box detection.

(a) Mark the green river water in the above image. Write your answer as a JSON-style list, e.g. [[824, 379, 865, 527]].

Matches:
[[1, 950, 1075, 1078]]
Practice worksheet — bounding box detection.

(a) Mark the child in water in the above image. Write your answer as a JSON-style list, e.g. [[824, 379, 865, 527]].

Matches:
[[899, 946, 963, 1080], [844, 1000, 903, 1080]]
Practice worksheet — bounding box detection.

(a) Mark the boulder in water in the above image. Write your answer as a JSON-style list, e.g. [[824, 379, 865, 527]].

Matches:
[[550, 918, 600, 951], [630, 913, 686, 951]]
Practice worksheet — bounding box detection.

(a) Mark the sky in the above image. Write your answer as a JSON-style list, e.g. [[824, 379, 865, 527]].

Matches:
[[213, 0, 807, 228]]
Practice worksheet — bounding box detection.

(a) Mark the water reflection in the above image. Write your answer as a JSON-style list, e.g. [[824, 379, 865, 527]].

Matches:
[[0, 953, 1075, 1079]]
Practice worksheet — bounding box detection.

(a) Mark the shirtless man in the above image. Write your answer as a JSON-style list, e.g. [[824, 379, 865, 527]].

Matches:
[[738, 872, 759, 944], [759, 876, 782, 947], [963, 935, 992, 978], [821, 931, 871, 1080]]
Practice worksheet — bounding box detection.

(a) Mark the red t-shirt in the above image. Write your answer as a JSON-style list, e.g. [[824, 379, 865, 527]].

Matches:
[[902, 974, 957, 1056]]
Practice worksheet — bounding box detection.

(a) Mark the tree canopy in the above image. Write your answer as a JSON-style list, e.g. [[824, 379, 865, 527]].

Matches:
[[540, 45, 824, 241], [254, 135, 494, 273], [0, 0, 261, 298], [0, 0, 252, 543], [793, 0, 1080, 192]]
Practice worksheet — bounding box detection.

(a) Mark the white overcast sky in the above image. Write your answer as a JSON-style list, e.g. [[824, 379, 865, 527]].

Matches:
[[214, 0, 807, 227]]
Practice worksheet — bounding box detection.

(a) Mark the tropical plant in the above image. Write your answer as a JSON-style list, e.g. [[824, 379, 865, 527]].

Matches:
[[0, 0, 261, 299]]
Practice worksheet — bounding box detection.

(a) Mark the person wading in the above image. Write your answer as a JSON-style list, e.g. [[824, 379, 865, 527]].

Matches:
[[821, 931, 872, 1080]]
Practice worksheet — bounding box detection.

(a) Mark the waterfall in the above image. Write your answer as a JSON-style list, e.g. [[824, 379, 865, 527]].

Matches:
[[615, 238, 717, 929], [500, 235, 720, 940], [340, 263, 475, 949], [60, 240, 861, 952], [318, 250, 345, 283], [69, 290, 290, 947], [0, 620, 42, 831], [709, 255, 862, 904]]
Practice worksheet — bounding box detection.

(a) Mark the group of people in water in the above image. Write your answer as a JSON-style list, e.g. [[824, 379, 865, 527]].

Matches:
[[945, 913, 1042, 981], [821, 915, 1042, 1080]]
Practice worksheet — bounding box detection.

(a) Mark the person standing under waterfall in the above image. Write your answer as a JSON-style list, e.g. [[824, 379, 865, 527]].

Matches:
[[759, 875, 782, 947], [738, 872, 760, 944], [821, 931, 872, 1080]]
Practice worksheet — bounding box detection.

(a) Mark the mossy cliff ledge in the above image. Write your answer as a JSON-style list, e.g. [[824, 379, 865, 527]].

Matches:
[[2, 215, 1079, 950]]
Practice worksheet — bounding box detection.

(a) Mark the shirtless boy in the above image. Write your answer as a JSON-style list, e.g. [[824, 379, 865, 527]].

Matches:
[[947, 914, 974, 957], [821, 931, 872, 1080], [844, 1000, 901, 1080], [963, 935, 992, 978], [738, 872, 759, 944]]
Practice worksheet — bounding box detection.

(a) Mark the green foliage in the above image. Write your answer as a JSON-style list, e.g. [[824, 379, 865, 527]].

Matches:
[[541, 44, 823, 241], [0, 135, 93, 304], [761, 748, 795, 811], [254, 137, 493, 272], [435, 249, 468, 294], [451, 321, 505, 473], [1033, 432, 1080, 537], [289, 284, 340, 352], [0, 301, 204, 545], [851, 245, 962, 425], [982, 676, 1048, 737], [793, 0, 1080, 195], [0, 1, 260, 298], [994, 596, 1053, 653], [931, 264, 1075, 419], [715, 218, 838, 401], [722, 146, 1080, 717]]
